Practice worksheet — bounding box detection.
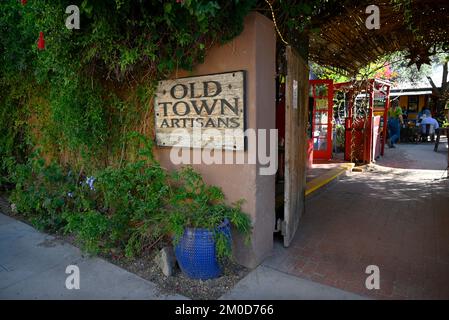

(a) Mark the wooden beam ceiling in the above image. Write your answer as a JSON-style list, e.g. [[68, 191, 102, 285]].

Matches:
[[307, 0, 449, 74]]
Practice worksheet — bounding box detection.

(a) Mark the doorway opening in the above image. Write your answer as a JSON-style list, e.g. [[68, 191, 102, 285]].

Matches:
[[274, 52, 286, 242], [274, 46, 309, 247]]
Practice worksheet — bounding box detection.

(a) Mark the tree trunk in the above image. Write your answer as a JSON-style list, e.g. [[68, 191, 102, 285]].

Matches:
[[442, 61, 449, 102], [427, 60, 449, 114]]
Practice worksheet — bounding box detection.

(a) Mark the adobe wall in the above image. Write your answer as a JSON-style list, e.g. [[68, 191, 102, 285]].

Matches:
[[153, 12, 276, 268]]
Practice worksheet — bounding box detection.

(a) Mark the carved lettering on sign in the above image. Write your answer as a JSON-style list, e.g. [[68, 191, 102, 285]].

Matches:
[[155, 71, 246, 150]]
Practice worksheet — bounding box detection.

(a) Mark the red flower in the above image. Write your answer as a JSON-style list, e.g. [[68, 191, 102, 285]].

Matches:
[[37, 32, 45, 50]]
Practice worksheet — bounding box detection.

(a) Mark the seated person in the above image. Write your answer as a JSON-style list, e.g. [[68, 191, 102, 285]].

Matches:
[[418, 110, 439, 141], [417, 107, 430, 123]]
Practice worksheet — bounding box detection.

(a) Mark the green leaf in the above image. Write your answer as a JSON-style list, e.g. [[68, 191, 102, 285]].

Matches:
[[164, 3, 172, 14]]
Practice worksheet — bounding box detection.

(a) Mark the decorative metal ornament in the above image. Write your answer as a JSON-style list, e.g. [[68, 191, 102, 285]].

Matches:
[[405, 45, 432, 70]]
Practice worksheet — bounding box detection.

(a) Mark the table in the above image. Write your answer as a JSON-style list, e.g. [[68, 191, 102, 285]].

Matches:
[[400, 126, 420, 143], [434, 127, 449, 152]]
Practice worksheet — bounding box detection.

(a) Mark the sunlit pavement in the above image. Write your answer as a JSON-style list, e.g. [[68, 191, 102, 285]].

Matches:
[[0, 214, 187, 300], [264, 140, 449, 299]]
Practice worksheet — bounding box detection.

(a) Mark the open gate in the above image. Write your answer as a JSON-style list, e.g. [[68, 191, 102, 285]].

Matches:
[[282, 46, 308, 247]]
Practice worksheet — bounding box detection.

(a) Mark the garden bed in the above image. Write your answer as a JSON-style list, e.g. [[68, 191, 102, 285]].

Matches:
[[0, 192, 249, 300], [108, 248, 248, 300]]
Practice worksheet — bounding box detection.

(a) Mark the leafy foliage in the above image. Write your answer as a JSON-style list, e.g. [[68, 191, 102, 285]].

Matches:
[[1, 1, 255, 260], [167, 166, 251, 259], [8, 141, 251, 260], [0, 0, 255, 176]]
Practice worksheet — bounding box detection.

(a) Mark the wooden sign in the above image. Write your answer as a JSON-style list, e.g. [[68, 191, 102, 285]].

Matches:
[[155, 71, 245, 150]]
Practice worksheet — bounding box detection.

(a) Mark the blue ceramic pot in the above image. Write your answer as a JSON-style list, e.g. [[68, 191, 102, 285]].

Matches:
[[174, 219, 231, 280]]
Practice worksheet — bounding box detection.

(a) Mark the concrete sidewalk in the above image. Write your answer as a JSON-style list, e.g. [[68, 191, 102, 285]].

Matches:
[[0, 213, 186, 300], [221, 265, 366, 300], [0, 212, 365, 300]]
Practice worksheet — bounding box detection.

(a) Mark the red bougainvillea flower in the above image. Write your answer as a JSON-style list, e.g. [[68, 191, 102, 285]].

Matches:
[[37, 32, 45, 50], [21, 0, 27, 5]]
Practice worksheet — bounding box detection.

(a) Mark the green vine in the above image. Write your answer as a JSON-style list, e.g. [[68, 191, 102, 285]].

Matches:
[[391, 0, 423, 41], [1, 0, 257, 263], [0, 0, 255, 176]]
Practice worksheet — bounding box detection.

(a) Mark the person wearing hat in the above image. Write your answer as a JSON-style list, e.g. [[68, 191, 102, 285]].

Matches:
[[387, 105, 404, 148]]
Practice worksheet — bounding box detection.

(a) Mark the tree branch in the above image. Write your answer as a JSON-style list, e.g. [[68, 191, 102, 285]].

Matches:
[[442, 61, 448, 92], [427, 76, 440, 96]]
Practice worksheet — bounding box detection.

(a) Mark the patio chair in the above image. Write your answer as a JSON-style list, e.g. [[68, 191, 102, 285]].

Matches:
[[419, 124, 434, 142]]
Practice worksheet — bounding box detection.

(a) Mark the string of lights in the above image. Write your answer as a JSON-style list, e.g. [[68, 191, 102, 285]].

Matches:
[[265, 0, 289, 46]]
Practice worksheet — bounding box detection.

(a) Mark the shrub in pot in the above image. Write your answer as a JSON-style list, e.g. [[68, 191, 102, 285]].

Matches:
[[335, 124, 345, 152], [167, 167, 251, 280]]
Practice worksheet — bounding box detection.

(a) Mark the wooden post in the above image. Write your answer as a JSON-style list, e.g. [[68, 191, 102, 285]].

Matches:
[[366, 81, 374, 163], [381, 85, 390, 156]]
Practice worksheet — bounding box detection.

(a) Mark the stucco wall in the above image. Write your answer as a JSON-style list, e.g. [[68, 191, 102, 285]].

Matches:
[[153, 12, 276, 268]]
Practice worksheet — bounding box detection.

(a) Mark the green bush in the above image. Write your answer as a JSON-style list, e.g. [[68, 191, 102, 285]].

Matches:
[[7, 138, 251, 261], [8, 139, 170, 256], [10, 152, 77, 231], [8, 147, 251, 260], [63, 210, 109, 254], [61, 138, 170, 257], [335, 124, 345, 151]]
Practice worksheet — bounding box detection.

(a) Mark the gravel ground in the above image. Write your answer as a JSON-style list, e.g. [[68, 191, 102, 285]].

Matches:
[[109, 247, 248, 300]]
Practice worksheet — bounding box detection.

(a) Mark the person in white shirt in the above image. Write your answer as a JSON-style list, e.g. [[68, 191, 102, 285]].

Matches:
[[419, 110, 439, 141]]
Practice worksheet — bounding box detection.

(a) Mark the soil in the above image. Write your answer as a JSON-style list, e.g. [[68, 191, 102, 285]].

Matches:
[[0, 192, 249, 300], [108, 248, 248, 300]]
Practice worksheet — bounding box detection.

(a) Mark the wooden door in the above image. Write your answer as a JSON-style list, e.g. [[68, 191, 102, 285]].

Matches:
[[309, 80, 334, 160], [283, 46, 308, 247]]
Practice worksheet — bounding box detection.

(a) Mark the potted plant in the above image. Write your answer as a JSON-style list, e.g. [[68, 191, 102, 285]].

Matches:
[[167, 166, 251, 280], [335, 124, 345, 152]]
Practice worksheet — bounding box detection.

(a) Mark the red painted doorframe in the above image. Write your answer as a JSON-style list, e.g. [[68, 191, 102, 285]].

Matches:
[[309, 79, 334, 160], [336, 79, 391, 163]]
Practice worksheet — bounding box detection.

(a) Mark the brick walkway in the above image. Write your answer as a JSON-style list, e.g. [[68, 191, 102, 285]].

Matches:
[[265, 141, 449, 299]]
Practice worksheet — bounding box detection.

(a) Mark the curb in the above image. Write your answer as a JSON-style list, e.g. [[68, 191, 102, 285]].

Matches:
[[305, 163, 355, 197]]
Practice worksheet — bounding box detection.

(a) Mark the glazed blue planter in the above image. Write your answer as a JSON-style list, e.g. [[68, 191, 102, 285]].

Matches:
[[174, 219, 231, 280]]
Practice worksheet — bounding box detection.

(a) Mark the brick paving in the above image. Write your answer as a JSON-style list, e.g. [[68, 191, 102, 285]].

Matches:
[[265, 141, 449, 299]]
